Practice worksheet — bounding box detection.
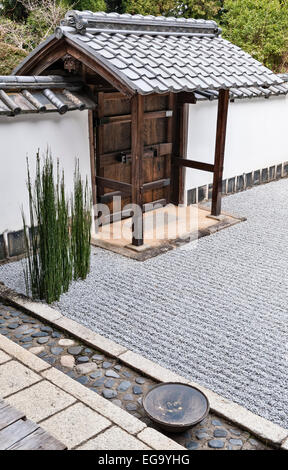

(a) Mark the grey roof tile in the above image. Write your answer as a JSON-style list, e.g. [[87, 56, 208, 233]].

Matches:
[[0, 75, 95, 116], [14, 11, 285, 95]]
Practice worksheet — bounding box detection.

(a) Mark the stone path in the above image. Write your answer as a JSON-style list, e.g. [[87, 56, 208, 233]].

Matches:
[[1, 179, 287, 428], [0, 331, 185, 450], [0, 301, 268, 450]]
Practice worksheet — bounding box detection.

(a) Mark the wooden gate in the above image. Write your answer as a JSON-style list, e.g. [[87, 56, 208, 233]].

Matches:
[[94, 91, 174, 223]]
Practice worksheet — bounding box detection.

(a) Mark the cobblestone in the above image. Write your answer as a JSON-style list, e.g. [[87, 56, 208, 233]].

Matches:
[[0, 301, 269, 450]]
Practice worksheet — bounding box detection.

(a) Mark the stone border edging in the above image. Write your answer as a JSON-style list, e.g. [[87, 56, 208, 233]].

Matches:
[[0, 334, 184, 450], [0, 282, 287, 449]]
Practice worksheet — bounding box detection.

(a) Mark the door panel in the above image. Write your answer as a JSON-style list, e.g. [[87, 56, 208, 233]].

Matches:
[[96, 92, 173, 217]]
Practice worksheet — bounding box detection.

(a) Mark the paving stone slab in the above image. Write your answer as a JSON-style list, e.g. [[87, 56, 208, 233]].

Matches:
[[77, 426, 150, 450], [0, 334, 50, 372], [41, 402, 110, 449], [0, 301, 282, 450], [6, 380, 76, 422], [138, 427, 185, 450], [41, 368, 146, 435], [0, 361, 41, 398], [0, 350, 11, 364]]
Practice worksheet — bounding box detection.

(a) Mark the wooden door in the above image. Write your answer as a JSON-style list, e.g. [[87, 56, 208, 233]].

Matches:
[[95, 91, 173, 221]]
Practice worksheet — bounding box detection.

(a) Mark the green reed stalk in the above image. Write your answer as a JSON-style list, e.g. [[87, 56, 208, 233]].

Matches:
[[22, 150, 73, 303], [71, 160, 92, 280]]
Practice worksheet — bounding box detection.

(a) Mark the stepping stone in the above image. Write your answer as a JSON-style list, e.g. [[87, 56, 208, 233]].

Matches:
[[126, 403, 137, 411], [60, 355, 75, 369], [40, 326, 53, 333], [52, 332, 62, 338], [186, 441, 199, 450], [20, 337, 33, 343], [114, 365, 121, 371], [195, 431, 209, 440], [38, 352, 48, 358], [135, 377, 145, 384], [211, 419, 222, 426], [133, 385, 142, 395], [93, 378, 105, 387], [45, 357, 56, 365], [105, 370, 120, 378], [32, 332, 49, 338], [75, 363, 98, 375], [208, 440, 224, 449], [37, 337, 49, 344], [214, 428, 227, 438], [118, 381, 131, 392], [8, 323, 19, 329], [102, 362, 112, 369], [230, 428, 241, 436], [84, 348, 92, 354], [123, 394, 134, 401], [29, 346, 45, 355], [51, 347, 63, 356], [76, 376, 89, 385], [92, 354, 104, 361], [102, 389, 117, 399], [58, 339, 75, 347], [123, 371, 131, 378], [68, 346, 82, 355], [90, 371, 102, 379], [21, 329, 35, 335], [229, 439, 243, 446], [77, 356, 89, 363], [104, 379, 115, 388]]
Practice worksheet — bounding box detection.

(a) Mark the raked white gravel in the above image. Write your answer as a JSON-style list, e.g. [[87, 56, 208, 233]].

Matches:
[[1, 178, 288, 428]]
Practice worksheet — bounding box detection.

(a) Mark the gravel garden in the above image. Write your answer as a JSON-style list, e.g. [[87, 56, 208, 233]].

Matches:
[[1, 178, 288, 432]]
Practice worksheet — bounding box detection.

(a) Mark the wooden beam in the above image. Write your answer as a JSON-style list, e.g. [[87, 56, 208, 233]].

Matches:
[[177, 92, 196, 105], [211, 89, 230, 216], [97, 110, 173, 125], [66, 42, 135, 98], [95, 91, 104, 206], [171, 95, 185, 205], [143, 178, 170, 192], [96, 176, 132, 194], [177, 158, 214, 172], [131, 94, 144, 246], [99, 143, 173, 167]]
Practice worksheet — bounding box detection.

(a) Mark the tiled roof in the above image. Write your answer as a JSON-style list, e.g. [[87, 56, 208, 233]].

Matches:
[[50, 10, 284, 95], [194, 81, 288, 101], [0, 76, 95, 116]]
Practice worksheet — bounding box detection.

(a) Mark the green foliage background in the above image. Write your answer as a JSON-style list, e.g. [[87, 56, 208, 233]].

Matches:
[[1, 0, 288, 74]]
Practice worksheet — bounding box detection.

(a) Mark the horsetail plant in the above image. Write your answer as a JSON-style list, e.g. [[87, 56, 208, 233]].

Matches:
[[22, 151, 90, 304], [71, 160, 92, 280]]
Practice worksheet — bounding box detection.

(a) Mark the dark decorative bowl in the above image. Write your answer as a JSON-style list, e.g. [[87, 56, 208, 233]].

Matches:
[[143, 382, 209, 433]]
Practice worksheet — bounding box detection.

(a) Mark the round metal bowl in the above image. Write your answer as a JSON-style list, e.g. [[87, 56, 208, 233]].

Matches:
[[143, 382, 209, 433]]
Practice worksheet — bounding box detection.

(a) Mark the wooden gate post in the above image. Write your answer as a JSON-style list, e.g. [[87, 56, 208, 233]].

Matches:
[[131, 94, 144, 246], [211, 89, 230, 216], [171, 95, 185, 205]]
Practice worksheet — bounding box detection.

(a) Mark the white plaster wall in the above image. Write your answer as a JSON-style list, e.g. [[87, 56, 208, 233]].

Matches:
[[0, 110, 91, 233], [185, 95, 288, 191]]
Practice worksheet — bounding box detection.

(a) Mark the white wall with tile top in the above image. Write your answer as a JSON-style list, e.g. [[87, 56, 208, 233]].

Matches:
[[0, 110, 92, 234], [185, 94, 288, 198]]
